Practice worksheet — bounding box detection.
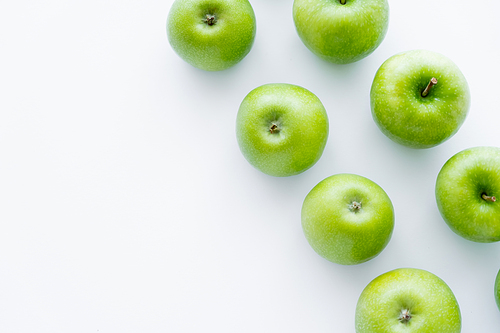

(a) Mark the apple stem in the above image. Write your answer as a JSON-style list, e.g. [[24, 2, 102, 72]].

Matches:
[[204, 14, 216, 26], [339, 0, 347, 4], [482, 193, 497, 202], [421, 77, 438, 97]]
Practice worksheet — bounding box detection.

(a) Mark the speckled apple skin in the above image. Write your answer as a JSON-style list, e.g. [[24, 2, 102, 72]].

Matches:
[[293, 0, 389, 64], [301, 174, 394, 265], [167, 0, 256, 71], [436, 146, 500, 243], [236, 83, 328, 177], [495, 269, 500, 311], [355, 268, 461, 333], [371, 50, 470, 149]]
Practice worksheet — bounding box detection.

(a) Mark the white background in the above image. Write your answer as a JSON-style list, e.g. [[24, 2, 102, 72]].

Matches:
[[1, 0, 500, 332]]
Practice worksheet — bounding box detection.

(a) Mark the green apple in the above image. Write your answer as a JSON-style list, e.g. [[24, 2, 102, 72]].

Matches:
[[495, 269, 500, 311], [236, 83, 328, 177], [293, 0, 389, 64], [167, 0, 256, 71], [301, 173, 394, 265], [435, 146, 500, 243], [371, 50, 470, 148], [355, 268, 461, 333]]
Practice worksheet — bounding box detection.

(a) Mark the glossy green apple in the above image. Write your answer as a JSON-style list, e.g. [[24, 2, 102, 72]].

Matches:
[[236, 83, 328, 177], [167, 0, 256, 71], [301, 173, 394, 265], [355, 268, 461, 333], [495, 269, 500, 311], [293, 0, 389, 64], [371, 50, 470, 148], [436, 146, 500, 243]]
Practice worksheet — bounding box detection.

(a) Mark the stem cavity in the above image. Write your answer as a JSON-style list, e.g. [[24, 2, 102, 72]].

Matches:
[[340, 0, 347, 4], [399, 309, 412, 325], [421, 77, 438, 97], [482, 193, 497, 202]]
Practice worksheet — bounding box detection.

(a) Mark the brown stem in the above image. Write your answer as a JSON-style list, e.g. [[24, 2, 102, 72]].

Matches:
[[482, 194, 497, 202], [421, 78, 438, 97]]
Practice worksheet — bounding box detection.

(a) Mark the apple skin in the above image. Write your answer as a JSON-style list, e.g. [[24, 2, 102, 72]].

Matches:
[[371, 50, 470, 148], [301, 173, 394, 265], [435, 146, 500, 243], [495, 269, 500, 312], [293, 0, 389, 64], [167, 0, 256, 71], [355, 268, 461, 333], [236, 83, 329, 177]]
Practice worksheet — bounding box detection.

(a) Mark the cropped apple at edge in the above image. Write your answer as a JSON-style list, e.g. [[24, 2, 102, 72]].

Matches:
[[301, 173, 394, 265], [371, 49, 470, 148], [436, 146, 500, 243], [495, 269, 500, 312], [355, 268, 461, 333], [236, 83, 329, 177], [167, 0, 256, 71], [293, 0, 389, 64]]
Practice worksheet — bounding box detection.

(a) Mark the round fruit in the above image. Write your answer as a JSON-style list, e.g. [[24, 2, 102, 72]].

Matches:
[[293, 0, 389, 64], [355, 268, 461, 333], [167, 0, 256, 71], [371, 50, 470, 148], [436, 146, 500, 243], [301, 173, 394, 265], [236, 83, 329, 177]]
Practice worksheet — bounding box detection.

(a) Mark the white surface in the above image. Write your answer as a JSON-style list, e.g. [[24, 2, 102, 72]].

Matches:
[[1, 0, 500, 332]]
